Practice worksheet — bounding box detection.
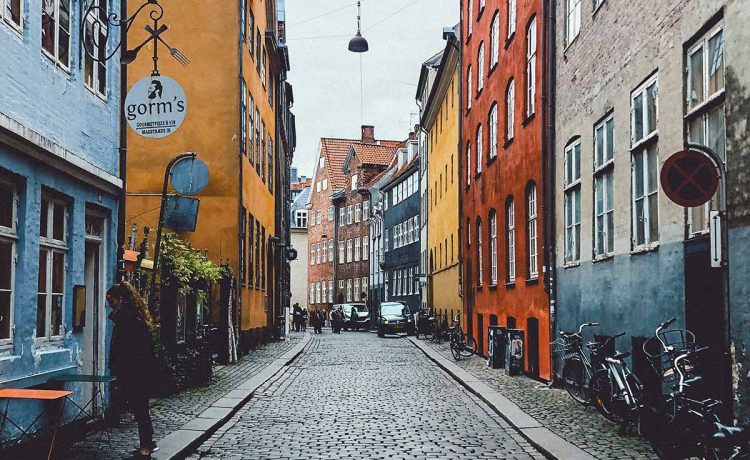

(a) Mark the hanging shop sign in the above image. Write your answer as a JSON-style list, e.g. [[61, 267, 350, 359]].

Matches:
[[125, 75, 187, 139]]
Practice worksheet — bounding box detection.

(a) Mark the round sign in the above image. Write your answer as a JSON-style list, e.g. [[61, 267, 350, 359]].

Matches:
[[124, 75, 187, 139], [660, 149, 719, 207], [286, 248, 298, 261], [171, 157, 209, 195]]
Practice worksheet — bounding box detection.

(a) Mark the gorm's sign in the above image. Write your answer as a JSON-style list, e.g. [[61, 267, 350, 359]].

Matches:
[[125, 75, 187, 139]]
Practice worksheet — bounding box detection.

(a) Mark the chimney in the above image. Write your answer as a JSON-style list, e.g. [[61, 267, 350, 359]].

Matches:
[[361, 125, 375, 144]]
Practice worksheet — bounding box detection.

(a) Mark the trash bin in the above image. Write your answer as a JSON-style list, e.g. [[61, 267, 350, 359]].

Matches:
[[487, 326, 507, 369], [505, 328, 524, 376]]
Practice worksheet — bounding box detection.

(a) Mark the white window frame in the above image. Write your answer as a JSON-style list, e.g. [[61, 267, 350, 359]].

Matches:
[[310, 284, 314, 303], [355, 237, 361, 262], [327, 205, 334, 221], [351, 174, 358, 191], [490, 12, 499, 67], [83, 0, 108, 98], [476, 124, 483, 174], [594, 114, 615, 257], [42, 0, 72, 71], [339, 207, 345, 226], [355, 203, 361, 223], [526, 17, 537, 117], [489, 104, 498, 159], [363, 237, 369, 260], [37, 195, 68, 342], [507, 0, 516, 38], [339, 241, 345, 264], [477, 42, 485, 92], [466, 143, 472, 186], [631, 144, 659, 249], [467, 66, 473, 110], [347, 205, 353, 224], [328, 280, 334, 303], [564, 140, 582, 263], [347, 279, 352, 302], [1, 0, 23, 33], [565, 0, 581, 47], [527, 186, 538, 278], [630, 74, 659, 148], [477, 219, 483, 286], [346, 239, 353, 263], [506, 79, 515, 140], [0, 180, 18, 346], [507, 199, 516, 282], [328, 240, 334, 261], [490, 211, 497, 285], [467, 0, 473, 37]]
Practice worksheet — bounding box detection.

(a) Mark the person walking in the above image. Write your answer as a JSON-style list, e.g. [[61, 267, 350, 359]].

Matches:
[[106, 281, 157, 459], [302, 308, 309, 332], [292, 304, 302, 332], [350, 306, 359, 332]]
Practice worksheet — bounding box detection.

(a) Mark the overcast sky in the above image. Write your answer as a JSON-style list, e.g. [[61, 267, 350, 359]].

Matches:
[[285, 0, 458, 177]]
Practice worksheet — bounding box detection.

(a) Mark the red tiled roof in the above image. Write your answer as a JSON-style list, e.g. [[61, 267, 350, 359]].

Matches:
[[290, 178, 312, 191], [320, 136, 401, 190], [351, 143, 397, 167], [384, 152, 419, 187]]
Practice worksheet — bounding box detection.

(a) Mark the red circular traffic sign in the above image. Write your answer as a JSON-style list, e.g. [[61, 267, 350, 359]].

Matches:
[[660, 149, 719, 207]]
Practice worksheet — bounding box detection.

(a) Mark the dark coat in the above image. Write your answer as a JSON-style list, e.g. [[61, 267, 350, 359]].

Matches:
[[109, 308, 156, 394]]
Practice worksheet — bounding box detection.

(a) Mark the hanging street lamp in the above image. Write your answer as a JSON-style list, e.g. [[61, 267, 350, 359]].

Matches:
[[348, 1, 369, 53]]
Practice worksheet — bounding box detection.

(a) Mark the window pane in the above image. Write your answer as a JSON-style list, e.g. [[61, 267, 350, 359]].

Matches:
[[595, 125, 604, 166], [646, 147, 658, 194], [0, 241, 11, 289], [688, 116, 704, 144], [37, 294, 47, 337], [58, 0, 71, 66], [574, 189, 581, 223], [596, 215, 604, 254], [0, 183, 13, 229], [53, 202, 65, 240], [595, 176, 604, 214], [606, 212, 614, 253], [708, 30, 724, 96], [689, 46, 704, 109], [606, 119, 614, 161], [605, 172, 614, 211], [51, 294, 62, 336], [38, 249, 47, 291], [648, 193, 659, 241], [633, 93, 644, 142], [646, 83, 658, 134], [574, 143, 581, 181], [52, 251, 64, 293], [635, 199, 645, 245], [42, 3, 56, 56], [708, 104, 726, 161], [634, 153, 644, 198], [8, 0, 21, 25], [40, 199, 49, 237], [0, 292, 10, 340]]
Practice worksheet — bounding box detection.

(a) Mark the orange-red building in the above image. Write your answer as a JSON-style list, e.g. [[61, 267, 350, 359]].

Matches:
[[460, 0, 550, 380]]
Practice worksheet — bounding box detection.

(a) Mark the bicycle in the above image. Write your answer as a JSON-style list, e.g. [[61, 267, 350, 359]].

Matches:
[[589, 333, 644, 426], [449, 314, 477, 361], [553, 322, 601, 405]]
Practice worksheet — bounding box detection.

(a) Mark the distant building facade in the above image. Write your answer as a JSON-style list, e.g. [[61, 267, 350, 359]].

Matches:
[[290, 186, 310, 310]]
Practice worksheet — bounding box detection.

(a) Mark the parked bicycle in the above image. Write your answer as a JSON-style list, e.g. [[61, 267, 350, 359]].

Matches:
[[449, 314, 477, 361], [430, 314, 450, 344], [589, 332, 644, 426], [415, 308, 435, 339], [553, 322, 602, 404]]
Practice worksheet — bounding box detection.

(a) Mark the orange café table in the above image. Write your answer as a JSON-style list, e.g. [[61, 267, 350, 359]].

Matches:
[[0, 388, 72, 460]]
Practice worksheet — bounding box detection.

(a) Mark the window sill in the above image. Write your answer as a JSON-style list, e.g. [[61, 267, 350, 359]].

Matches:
[[563, 34, 580, 54], [2, 21, 23, 39], [631, 243, 659, 256], [489, 283, 498, 291], [504, 32, 515, 49], [488, 63, 498, 77], [592, 254, 614, 263], [487, 155, 498, 166], [522, 112, 536, 126], [505, 281, 516, 288], [504, 138, 514, 149], [475, 171, 482, 179], [525, 277, 539, 285], [477, 7, 485, 20], [630, 132, 659, 152], [592, 0, 606, 17], [563, 261, 580, 269], [476, 285, 483, 291], [476, 88, 484, 99]]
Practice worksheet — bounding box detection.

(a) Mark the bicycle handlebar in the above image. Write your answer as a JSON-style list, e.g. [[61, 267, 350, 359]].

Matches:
[[660, 317, 677, 329], [578, 322, 599, 334]]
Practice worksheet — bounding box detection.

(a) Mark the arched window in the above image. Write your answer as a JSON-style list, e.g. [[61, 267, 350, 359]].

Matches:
[[506, 197, 516, 282], [467, 0, 473, 37], [477, 42, 485, 92], [476, 124, 483, 174], [489, 210, 498, 285], [526, 16, 537, 117], [507, 0, 516, 38], [526, 183, 538, 278], [477, 218, 483, 285], [564, 138, 581, 262], [466, 142, 472, 186], [490, 12, 499, 67], [467, 66, 473, 110], [506, 78, 515, 141], [489, 103, 498, 159]]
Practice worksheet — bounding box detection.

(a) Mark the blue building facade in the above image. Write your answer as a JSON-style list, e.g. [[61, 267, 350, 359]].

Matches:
[[382, 144, 421, 313], [0, 0, 121, 437]]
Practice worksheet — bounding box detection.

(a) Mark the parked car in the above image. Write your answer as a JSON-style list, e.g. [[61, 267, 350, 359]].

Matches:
[[377, 302, 414, 337], [336, 303, 370, 331]]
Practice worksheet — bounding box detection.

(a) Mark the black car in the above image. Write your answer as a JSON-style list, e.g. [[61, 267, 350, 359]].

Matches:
[[377, 302, 414, 337]]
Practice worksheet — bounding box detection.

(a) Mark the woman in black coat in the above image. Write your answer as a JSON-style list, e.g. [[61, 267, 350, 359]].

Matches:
[[106, 282, 157, 458]]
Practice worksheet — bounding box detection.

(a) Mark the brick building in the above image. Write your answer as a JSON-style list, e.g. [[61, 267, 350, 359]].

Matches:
[[460, 0, 550, 379]]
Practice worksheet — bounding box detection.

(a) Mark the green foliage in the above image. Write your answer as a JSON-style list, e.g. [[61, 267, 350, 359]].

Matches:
[[159, 232, 223, 294]]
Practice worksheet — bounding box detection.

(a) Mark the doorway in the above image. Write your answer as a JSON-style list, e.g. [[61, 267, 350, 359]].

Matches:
[[527, 317, 539, 378], [83, 214, 105, 414], [477, 314, 484, 357]]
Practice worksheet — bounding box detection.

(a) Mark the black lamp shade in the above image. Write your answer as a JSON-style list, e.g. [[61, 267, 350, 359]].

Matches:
[[348, 33, 369, 52]]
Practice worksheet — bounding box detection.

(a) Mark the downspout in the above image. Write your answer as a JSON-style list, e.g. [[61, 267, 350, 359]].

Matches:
[[237, 0, 244, 343], [452, 33, 464, 307], [117, 0, 128, 281], [542, 0, 558, 383]]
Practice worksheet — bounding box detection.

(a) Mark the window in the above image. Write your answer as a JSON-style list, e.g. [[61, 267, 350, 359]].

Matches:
[[489, 104, 498, 159], [565, 0, 581, 46], [347, 206, 353, 225], [254, 109, 261, 169], [507, 0, 516, 38], [255, 221, 260, 287], [466, 143, 472, 185], [346, 239, 352, 263], [322, 241, 327, 263], [355, 237, 361, 261], [2, 0, 22, 31], [0, 180, 17, 343], [686, 25, 725, 234], [248, 6, 255, 53], [489, 210, 497, 285], [362, 277, 368, 298], [526, 17, 537, 117], [261, 48, 267, 87], [506, 79, 515, 141], [476, 125, 483, 174], [631, 75, 659, 248], [319, 156, 325, 169], [594, 115, 614, 256], [38, 196, 68, 340], [328, 205, 334, 221], [256, 29, 262, 70], [355, 203, 361, 223], [527, 184, 538, 278], [339, 207, 345, 226], [248, 94, 255, 161], [329, 240, 334, 261], [564, 140, 581, 262], [363, 201, 370, 220], [310, 244, 315, 265], [310, 284, 314, 303], [323, 179, 328, 190], [467, 66, 473, 110], [83, 0, 107, 96], [316, 283, 321, 304], [506, 198, 516, 282], [477, 219, 483, 286], [347, 279, 352, 302], [351, 174, 358, 191], [316, 210, 322, 225], [42, 0, 72, 69], [240, 210, 247, 285], [353, 278, 360, 301], [477, 42, 485, 92], [363, 237, 369, 260], [467, 0, 473, 37], [339, 241, 345, 264], [490, 12, 499, 67], [328, 281, 334, 303], [248, 215, 254, 283]]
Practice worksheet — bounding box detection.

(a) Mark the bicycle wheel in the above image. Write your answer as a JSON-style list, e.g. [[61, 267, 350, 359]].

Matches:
[[451, 336, 461, 360], [460, 334, 477, 357], [590, 369, 643, 425], [561, 358, 589, 405]]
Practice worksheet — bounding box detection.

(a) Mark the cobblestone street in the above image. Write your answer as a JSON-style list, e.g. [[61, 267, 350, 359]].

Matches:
[[419, 339, 656, 459], [188, 331, 545, 460], [62, 336, 302, 460]]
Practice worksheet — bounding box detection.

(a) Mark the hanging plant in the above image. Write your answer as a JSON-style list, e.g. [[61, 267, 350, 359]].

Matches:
[[159, 232, 223, 294]]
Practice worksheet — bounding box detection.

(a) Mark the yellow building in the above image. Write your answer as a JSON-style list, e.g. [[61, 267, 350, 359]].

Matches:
[[417, 35, 461, 317], [125, 0, 288, 349]]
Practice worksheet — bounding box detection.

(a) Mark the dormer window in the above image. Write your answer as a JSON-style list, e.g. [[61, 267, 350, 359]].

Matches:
[[351, 174, 358, 190]]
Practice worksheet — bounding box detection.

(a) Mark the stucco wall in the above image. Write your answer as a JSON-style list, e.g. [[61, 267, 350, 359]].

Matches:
[[289, 228, 308, 309]]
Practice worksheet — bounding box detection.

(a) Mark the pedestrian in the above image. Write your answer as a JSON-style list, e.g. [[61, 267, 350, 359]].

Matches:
[[350, 305, 359, 332], [302, 308, 309, 332], [317, 309, 324, 334], [105, 281, 157, 459], [329, 308, 336, 333], [293, 304, 302, 332]]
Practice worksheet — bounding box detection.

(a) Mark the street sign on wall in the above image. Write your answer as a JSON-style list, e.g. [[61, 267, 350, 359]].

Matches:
[[660, 149, 719, 207], [710, 210, 723, 268], [163, 196, 200, 232], [171, 156, 209, 195], [125, 75, 187, 139]]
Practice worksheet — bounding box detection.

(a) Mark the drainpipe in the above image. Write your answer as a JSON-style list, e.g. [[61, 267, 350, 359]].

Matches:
[[542, 0, 558, 383]]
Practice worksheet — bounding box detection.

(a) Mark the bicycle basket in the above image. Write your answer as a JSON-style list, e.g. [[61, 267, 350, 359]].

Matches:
[[643, 329, 696, 383], [552, 334, 582, 360]]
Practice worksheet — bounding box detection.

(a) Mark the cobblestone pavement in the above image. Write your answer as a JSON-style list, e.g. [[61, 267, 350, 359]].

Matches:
[[62, 334, 302, 460], [187, 331, 546, 460], [420, 339, 656, 460]]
